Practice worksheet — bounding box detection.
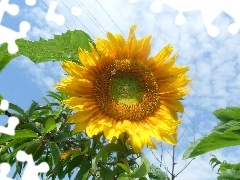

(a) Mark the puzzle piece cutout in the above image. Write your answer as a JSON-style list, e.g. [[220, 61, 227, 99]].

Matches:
[[0, 99, 19, 136], [17, 151, 49, 180], [46, 0, 65, 26], [0, 0, 31, 54], [0, 151, 49, 180], [150, 0, 240, 37], [0, 163, 12, 180], [71, 6, 82, 16], [25, 0, 37, 6]]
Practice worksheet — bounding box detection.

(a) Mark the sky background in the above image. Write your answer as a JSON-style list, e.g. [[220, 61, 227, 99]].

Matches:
[[1, 0, 240, 179]]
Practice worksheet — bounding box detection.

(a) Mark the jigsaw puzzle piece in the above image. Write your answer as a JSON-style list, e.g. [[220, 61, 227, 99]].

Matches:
[[0, 21, 30, 54], [71, 7, 82, 16], [0, 99, 9, 111], [46, 0, 65, 26], [17, 151, 49, 180], [0, 0, 19, 22], [25, 0, 37, 6], [0, 99, 19, 135], [0, 163, 13, 180]]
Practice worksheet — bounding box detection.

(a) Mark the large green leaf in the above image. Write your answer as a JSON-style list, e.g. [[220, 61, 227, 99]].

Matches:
[[0, 30, 94, 71], [44, 118, 56, 133], [0, 130, 38, 144], [213, 107, 240, 122], [183, 120, 240, 159]]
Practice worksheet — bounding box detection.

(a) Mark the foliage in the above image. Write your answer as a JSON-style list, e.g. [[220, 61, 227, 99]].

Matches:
[[183, 107, 240, 159], [0, 91, 157, 179], [0, 30, 94, 72], [148, 165, 170, 180], [210, 155, 240, 180], [183, 107, 240, 179]]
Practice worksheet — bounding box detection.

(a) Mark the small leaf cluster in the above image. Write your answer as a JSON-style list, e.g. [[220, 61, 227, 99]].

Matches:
[[184, 107, 240, 179]]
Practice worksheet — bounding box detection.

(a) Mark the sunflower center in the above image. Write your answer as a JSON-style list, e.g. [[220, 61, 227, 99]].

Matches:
[[110, 74, 145, 105], [93, 59, 160, 121]]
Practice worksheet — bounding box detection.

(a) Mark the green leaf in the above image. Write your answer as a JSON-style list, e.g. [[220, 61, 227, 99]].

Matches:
[[183, 121, 240, 159], [74, 158, 91, 180], [27, 101, 38, 118], [148, 165, 169, 180], [0, 137, 30, 153], [9, 141, 38, 159], [47, 141, 60, 165], [52, 132, 69, 143], [8, 103, 25, 116], [213, 107, 240, 122], [0, 55, 16, 72], [128, 153, 150, 178], [92, 143, 126, 171], [218, 169, 240, 180], [0, 130, 38, 144], [17, 123, 42, 134], [25, 142, 45, 161], [47, 91, 67, 102], [0, 30, 94, 68], [100, 166, 114, 180], [44, 118, 56, 133]]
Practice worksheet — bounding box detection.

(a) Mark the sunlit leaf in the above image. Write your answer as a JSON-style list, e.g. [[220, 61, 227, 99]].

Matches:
[[0, 55, 16, 72], [183, 120, 240, 159], [8, 103, 25, 116], [148, 165, 169, 180], [0, 130, 38, 144], [213, 107, 240, 122], [44, 118, 56, 133], [0, 30, 94, 72]]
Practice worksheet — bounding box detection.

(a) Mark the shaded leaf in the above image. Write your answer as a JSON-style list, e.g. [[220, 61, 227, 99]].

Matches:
[[92, 143, 126, 171], [47, 141, 60, 165], [128, 153, 150, 178], [74, 158, 91, 180], [25, 142, 45, 161], [100, 166, 114, 180], [52, 132, 69, 143]]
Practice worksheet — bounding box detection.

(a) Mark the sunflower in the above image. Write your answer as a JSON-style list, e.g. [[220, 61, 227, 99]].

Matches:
[[55, 25, 190, 153]]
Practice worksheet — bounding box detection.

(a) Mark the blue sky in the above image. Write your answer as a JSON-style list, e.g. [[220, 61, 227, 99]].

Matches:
[[1, 0, 240, 179]]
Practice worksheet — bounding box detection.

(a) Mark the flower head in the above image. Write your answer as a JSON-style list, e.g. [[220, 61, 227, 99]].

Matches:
[[55, 26, 190, 153]]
